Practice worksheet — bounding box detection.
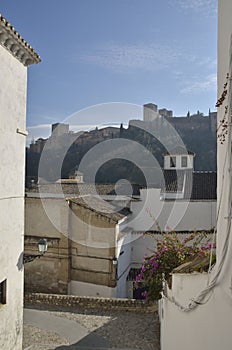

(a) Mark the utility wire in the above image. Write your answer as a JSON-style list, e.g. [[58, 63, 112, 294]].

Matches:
[[163, 67, 232, 312]]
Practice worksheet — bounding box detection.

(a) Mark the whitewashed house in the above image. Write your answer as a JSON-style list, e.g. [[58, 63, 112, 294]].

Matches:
[[130, 146, 216, 232], [127, 147, 216, 295], [0, 14, 40, 349], [159, 2, 232, 349]]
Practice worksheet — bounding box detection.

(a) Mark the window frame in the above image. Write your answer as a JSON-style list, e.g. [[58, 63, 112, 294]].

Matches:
[[181, 156, 188, 168], [0, 279, 7, 305], [170, 156, 176, 168]]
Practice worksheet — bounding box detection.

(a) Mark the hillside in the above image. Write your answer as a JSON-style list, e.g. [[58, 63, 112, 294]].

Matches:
[[26, 117, 217, 187]]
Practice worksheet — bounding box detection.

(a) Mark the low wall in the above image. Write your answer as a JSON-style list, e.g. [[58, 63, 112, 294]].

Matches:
[[24, 293, 157, 313]]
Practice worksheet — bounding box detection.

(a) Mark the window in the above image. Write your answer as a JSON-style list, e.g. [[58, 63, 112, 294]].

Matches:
[[170, 156, 176, 168], [181, 156, 188, 167], [0, 280, 7, 305]]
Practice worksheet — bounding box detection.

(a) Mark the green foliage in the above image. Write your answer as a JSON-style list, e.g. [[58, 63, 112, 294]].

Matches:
[[135, 232, 216, 301]]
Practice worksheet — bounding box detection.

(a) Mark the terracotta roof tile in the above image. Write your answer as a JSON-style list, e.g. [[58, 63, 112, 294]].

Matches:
[[163, 146, 195, 156], [27, 183, 141, 196], [162, 170, 216, 200], [0, 13, 41, 66], [69, 195, 127, 223]]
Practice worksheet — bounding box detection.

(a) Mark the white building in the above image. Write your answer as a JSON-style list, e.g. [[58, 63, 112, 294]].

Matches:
[[160, 2, 232, 349], [125, 146, 216, 298], [130, 146, 216, 232], [163, 146, 195, 170], [0, 14, 40, 349]]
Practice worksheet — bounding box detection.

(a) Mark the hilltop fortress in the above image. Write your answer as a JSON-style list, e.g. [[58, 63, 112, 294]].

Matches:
[[130, 102, 217, 134], [27, 102, 217, 185], [29, 102, 217, 155]]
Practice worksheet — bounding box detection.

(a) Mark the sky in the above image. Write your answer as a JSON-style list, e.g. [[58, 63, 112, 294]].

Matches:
[[0, 0, 217, 141]]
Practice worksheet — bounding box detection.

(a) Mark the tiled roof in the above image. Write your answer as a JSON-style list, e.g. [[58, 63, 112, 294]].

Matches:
[[0, 13, 41, 66], [188, 172, 217, 200], [69, 195, 127, 223], [162, 170, 185, 193], [172, 255, 214, 274], [162, 170, 216, 200], [27, 183, 141, 196], [58, 179, 83, 184], [164, 146, 195, 156], [132, 229, 214, 235]]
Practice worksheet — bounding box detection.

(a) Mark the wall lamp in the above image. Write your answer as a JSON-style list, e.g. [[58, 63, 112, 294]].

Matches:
[[112, 251, 124, 266], [23, 239, 48, 264], [112, 257, 118, 266]]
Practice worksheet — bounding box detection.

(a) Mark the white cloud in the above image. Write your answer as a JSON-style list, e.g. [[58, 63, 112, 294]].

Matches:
[[27, 124, 51, 145], [180, 74, 217, 94], [176, 0, 217, 16], [76, 42, 216, 76], [77, 43, 181, 72], [186, 55, 217, 69]]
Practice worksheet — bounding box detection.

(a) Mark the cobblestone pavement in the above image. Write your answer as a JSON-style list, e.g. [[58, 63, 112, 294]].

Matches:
[[23, 325, 69, 349], [23, 307, 160, 350]]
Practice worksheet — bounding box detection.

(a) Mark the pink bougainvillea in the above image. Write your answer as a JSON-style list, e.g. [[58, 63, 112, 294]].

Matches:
[[135, 232, 216, 301]]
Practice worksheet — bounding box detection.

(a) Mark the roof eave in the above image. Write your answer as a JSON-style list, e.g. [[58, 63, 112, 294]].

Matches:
[[0, 14, 41, 66]]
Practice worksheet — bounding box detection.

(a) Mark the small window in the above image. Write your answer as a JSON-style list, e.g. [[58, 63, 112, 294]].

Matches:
[[170, 156, 176, 168], [0, 280, 7, 305], [181, 156, 188, 167]]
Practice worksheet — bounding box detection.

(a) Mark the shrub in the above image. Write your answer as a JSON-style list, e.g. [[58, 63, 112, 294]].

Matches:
[[135, 232, 215, 301]]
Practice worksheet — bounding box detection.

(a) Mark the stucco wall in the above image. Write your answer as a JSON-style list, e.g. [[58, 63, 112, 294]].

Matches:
[[0, 45, 27, 350], [217, 0, 232, 255], [116, 232, 132, 298], [164, 155, 194, 169], [160, 2, 232, 350], [68, 280, 117, 298], [160, 274, 232, 350], [131, 232, 213, 267], [69, 201, 117, 291], [130, 188, 216, 231], [25, 197, 132, 298]]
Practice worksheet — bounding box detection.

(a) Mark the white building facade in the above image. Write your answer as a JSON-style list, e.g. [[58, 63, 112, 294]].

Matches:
[[0, 14, 40, 349], [160, 2, 232, 350]]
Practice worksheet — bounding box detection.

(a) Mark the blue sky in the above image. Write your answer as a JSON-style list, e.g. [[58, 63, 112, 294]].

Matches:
[[1, 0, 217, 140]]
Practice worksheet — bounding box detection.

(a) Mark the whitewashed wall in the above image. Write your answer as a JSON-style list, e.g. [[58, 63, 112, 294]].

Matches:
[[0, 45, 27, 350], [69, 280, 117, 298], [160, 2, 232, 350], [130, 189, 216, 232], [116, 231, 132, 298], [164, 154, 194, 170], [131, 233, 213, 266], [160, 274, 227, 350]]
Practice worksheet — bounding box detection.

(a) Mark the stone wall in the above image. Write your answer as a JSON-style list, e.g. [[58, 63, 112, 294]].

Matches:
[[24, 293, 157, 313], [69, 200, 117, 290]]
